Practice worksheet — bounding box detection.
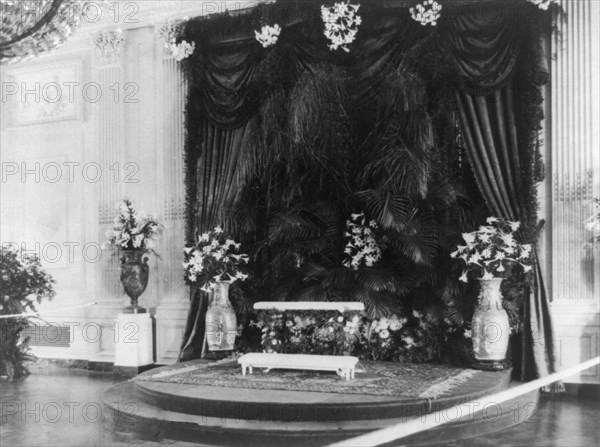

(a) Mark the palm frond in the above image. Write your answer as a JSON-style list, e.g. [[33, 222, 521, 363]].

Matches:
[[355, 189, 416, 231]]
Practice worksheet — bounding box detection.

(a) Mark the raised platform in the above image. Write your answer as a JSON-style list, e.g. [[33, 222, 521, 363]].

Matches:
[[102, 359, 539, 446]]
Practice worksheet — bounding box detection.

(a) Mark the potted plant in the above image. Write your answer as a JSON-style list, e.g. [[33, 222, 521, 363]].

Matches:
[[451, 217, 533, 369], [0, 247, 55, 380], [183, 226, 249, 352], [584, 197, 600, 243], [104, 199, 163, 314]]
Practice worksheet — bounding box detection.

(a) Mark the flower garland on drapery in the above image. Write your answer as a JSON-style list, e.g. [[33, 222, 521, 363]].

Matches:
[[255, 24, 281, 48], [527, 0, 557, 10], [320, 2, 362, 52], [167, 0, 561, 54], [410, 0, 442, 27], [157, 18, 195, 61]]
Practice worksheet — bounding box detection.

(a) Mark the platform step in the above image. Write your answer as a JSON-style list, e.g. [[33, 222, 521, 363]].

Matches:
[[102, 381, 539, 446], [132, 367, 511, 422]]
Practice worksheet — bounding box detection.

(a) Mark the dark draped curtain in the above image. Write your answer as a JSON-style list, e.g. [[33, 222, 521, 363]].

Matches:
[[449, 4, 561, 384], [179, 35, 262, 359], [178, 5, 426, 360], [178, 0, 561, 384]]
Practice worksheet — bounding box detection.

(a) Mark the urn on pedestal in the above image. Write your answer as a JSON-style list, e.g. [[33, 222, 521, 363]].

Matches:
[[120, 249, 150, 314], [104, 199, 163, 314]]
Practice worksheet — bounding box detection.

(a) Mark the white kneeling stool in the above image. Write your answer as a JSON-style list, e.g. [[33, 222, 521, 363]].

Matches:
[[238, 353, 359, 381]]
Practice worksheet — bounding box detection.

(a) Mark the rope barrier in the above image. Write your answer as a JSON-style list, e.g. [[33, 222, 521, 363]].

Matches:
[[0, 302, 97, 319], [328, 356, 600, 447]]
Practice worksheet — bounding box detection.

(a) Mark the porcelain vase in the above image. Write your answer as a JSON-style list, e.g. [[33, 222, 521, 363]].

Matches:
[[205, 281, 237, 351], [472, 278, 510, 369]]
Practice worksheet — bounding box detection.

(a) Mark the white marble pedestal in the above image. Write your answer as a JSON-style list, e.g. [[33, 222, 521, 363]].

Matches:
[[113, 313, 154, 377]]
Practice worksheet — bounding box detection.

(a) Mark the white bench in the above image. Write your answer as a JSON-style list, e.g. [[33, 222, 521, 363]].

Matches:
[[254, 301, 365, 312], [238, 353, 359, 380]]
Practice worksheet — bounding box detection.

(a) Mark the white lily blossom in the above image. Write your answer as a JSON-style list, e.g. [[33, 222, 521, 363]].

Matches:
[[184, 226, 249, 290], [321, 2, 362, 52], [343, 212, 382, 269], [462, 232, 476, 245], [527, 0, 557, 10], [410, 0, 442, 26], [105, 199, 162, 253], [451, 217, 534, 282], [169, 40, 195, 62], [254, 24, 281, 48]]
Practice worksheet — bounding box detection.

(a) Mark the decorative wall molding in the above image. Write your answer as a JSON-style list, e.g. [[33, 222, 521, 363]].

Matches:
[[92, 28, 127, 64], [553, 171, 594, 202], [2, 61, 82, 127]]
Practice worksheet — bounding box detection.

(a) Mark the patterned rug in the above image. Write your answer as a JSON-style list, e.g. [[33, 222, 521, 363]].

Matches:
[[137, 359, 480, 398]]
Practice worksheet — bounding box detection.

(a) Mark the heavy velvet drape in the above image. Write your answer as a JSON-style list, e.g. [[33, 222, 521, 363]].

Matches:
[[178, 0, 560, 383], [449, 4, 560, 383]]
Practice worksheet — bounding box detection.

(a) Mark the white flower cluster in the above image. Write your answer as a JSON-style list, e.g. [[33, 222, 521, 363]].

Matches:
[[343, 314, 361, 334], [156, 19, 195, 61], [371, 315, 405, 340], [451, 217, 533, 282], [255, 24, 281, 48], [104, 199, 162, 251], [183, 226, 249, 293], [527, 0, 556, 11], [584, 198, 600, 242], [169, 40, 195, 61], [321, 2, 362, 52], [343, 212, 382, 269], [410, 0, 442, 26]]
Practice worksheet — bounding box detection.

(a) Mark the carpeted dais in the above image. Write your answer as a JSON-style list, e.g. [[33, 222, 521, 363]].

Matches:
[[137, 359, 479, 398]]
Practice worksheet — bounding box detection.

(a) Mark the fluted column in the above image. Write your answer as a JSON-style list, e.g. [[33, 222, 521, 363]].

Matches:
[[549, 0, 600, 383]]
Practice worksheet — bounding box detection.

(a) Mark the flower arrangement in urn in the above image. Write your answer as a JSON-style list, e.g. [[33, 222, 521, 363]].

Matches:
[[183, 226, 249, 292], [104, 199, 163, 313], [104, 199, 163, 253], [183, 226, 249, 352], [451, 217, 533, 370], [451, 217, 533, 282]]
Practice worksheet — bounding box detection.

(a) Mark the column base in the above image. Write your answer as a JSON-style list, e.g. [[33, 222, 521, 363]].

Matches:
[[113, 364, 157, 378]]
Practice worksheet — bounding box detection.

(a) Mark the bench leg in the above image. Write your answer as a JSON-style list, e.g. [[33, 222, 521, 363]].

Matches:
[[241, 364, 247, 376], [249, 365, 253, 375], [351, 368, 355, 380]]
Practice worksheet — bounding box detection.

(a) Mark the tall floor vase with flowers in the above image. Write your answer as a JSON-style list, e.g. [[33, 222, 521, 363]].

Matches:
[[183, 226, 249, 354], [104, 199, 163, 313], [452, 217, 533, 370]]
